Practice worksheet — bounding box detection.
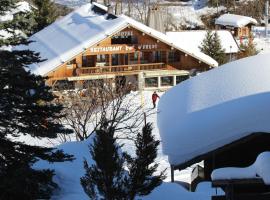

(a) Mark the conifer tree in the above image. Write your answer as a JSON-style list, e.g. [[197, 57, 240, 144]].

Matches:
[[80, 119, 128, 200], [126, 123, 165, 200], [0, 1, 73, 199], [199, 30, 227, 64], [32, 0, 58, 32], [81, 120, 165, 200]]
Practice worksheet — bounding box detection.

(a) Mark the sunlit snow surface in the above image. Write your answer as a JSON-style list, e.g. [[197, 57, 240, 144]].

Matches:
[[158, 54, 270, 166], [16, 91, 221, 199]]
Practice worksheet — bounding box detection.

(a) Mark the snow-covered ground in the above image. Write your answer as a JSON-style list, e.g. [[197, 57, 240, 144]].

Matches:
[[18, 90, 223, 199], [252, 26, 270, 54]]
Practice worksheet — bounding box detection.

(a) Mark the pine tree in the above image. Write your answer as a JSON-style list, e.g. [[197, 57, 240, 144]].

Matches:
[[81, 121, 165, 200], [80, 119, 128, 200], [126, 123, 165, 200], [199, 30, 227, 64], [32, 0, 58, 32], [0, 1, 73, 199]]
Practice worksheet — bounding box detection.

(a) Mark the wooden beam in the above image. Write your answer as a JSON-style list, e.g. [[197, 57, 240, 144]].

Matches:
[[171, 165, 175, 182]]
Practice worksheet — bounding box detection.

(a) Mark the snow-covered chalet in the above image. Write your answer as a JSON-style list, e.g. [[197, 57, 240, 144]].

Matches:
[[25, 2, 218, 90], [215, 14, 257, 38]]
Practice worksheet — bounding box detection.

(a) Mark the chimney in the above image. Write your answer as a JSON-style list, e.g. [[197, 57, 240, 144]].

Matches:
[[115, 2, 122, 15], [107, 4, 113, 14], [147, 5, 165, 33]]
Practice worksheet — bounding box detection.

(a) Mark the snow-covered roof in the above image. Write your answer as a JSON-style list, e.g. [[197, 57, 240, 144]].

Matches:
[[212, 152, 270, 185], [157, 53, 270, 166], [166, 30, 239, 54], [215, 14, 258, 28], [19, 3, 217, 76], [0, 1, 32, 22]]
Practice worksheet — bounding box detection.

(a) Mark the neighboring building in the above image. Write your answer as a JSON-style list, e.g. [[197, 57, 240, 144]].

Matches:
[[215, 14, 258, 38], [24, 2, 217, 91], [157, 54, 270, 198], [166, 30, 240, 61]]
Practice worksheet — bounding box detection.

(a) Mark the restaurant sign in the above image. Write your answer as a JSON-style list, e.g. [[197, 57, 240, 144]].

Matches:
[[90, 45, 134, 53], [89, 44, 159, 53]]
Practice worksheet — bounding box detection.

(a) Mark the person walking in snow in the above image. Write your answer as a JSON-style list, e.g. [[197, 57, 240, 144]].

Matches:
[[152, 91, 160, 108]]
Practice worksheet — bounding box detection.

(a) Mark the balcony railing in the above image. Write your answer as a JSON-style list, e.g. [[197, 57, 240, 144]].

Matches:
[[79, 63, 166, 75]]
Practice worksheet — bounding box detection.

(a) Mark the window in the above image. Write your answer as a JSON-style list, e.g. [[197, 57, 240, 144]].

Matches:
[[176, 75, 189, 84], [145, 77, 158, 88], [153, 51, 161, 62], [161, 76, 173, 86], [82, 55, 95, 67], [168, 51, 179, 63], [97, 55, 106, 62]]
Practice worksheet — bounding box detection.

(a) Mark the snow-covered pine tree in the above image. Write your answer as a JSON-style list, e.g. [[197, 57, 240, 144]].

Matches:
[[0, 1, 73, 199], [32, 0, 58, 32], [199, 30, 227, 64], [126, 123, 165, 200], [80, 119, 128, 200]]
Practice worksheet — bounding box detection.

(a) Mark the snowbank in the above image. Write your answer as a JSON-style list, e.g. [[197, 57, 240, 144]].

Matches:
[[158, 53, 270, 166], [212, 152, 270, 185], [215, 14, 257, 28], [34, 128, 214, 200]]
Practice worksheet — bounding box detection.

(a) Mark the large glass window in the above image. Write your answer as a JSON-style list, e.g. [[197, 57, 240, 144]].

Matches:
[[96, 54, 108, 67], [176, 75, 189, 84], [145, 77, 158, 88], [82, 55, 95, 67], [168, 51, 180, 63], [161, 76, 173, 86]]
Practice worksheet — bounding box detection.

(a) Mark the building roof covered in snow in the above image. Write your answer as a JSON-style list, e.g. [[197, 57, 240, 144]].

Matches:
[[215, 14, 258, 28], [166, 30, 239, 54], [17, 2, 218, 76], [157, 53, 270, 167]]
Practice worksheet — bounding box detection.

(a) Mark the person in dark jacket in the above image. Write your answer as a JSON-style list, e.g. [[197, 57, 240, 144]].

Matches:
[[152, 91, 160, 108]]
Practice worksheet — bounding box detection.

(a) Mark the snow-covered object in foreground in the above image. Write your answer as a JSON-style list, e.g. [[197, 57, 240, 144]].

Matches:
[[215, 14, 257, 28], [166, 30, 239, 54], [157, 53, 270, 166], [34, 132, 214, 200], [17, 2, 218, 76], [212, 152, 270, 185]]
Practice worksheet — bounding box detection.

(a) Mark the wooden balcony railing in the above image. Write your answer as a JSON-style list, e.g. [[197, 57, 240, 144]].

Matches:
[[79, 63, 166, 75]]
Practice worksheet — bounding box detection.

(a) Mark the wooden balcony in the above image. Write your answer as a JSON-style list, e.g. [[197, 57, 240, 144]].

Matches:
[[78, 63, 166, 75]]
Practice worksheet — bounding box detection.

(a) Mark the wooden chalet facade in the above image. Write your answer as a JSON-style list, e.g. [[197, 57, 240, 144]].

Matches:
[[27, 3, 217, 91]]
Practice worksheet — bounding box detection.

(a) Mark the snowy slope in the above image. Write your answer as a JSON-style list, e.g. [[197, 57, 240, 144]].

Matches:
[[158, 53, 270, 166]]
